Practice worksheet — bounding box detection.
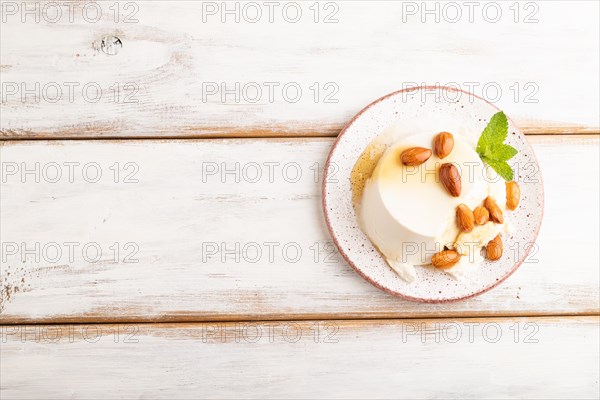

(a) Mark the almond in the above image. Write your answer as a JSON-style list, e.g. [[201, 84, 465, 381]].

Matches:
[[400, 147, 432, 166], [473, 206, 490, 225], [456, 204, 475, 232], [506, 181, 520, 210], [433, 131, 454, 159], [432, 250, 461, 269], [439, 163, 461, 197], [485, 234, 503, 261], [484, 196, 504, 224]]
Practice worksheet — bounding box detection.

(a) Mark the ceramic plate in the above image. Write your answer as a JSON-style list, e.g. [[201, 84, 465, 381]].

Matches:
[[322, 86, 544, 302]]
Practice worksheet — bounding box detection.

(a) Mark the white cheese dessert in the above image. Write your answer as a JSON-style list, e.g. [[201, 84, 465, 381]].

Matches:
[[358, 131, 507, 282]]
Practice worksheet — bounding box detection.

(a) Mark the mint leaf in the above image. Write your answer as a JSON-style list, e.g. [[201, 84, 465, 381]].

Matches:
[[489, 143, 518, 161], [476, 111, 517, 181], [482, 157, 514, 181], [476, 111, 508, 156]]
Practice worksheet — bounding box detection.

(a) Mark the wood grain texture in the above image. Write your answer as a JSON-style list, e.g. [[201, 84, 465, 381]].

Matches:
[[1, 135, 598, 323], [1, 1, 598, 138], [1, 316, 598, 399]]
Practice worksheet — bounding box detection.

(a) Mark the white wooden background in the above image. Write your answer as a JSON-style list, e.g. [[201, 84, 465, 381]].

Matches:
[[1, 1, 599, 399]]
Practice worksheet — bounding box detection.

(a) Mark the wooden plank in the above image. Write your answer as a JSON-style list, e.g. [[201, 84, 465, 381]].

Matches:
[[0, 135, 598, 323], [1, 316, 598, 399], [1, 1, 598, 138]]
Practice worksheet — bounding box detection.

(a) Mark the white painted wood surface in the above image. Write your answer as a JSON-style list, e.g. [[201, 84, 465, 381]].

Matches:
[[1, 135, 598, 322], [1, 317, 598, 399], [1, 1, 599, 138], [1, 2, 599, 398]]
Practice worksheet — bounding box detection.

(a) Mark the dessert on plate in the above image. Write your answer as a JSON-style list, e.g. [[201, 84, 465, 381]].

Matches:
[[351, 111, 521, 282]]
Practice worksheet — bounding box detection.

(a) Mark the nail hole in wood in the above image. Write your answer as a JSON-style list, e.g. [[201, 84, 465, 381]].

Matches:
[[100, 35, 122, 56]]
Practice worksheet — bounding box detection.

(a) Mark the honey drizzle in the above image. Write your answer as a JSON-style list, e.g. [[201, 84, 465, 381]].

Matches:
[[350, 140, 388, 213]]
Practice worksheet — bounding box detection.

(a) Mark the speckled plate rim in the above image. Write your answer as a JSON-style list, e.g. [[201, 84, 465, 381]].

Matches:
[[322, 85, 545, 303]]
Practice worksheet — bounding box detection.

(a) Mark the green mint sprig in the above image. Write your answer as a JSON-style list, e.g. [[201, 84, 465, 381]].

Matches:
[[476, 111, 518, 181]]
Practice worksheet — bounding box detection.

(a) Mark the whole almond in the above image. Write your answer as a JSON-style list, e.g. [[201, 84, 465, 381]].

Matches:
[[473, 206, 490, 225], [456, 204, 475, 232], [400, 147, 432, 166], [431, 250, 461, 269], [506, 181, 520, 210], [484, 196, 504, 224], [439, 163, 461, 197], [485, 234, 503, 261], [433, 132, 454, 159]]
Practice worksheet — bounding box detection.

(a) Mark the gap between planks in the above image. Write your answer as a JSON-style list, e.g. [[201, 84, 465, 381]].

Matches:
[[1, 132, 599, 144], [1, 311, 599, 327], [1, 130, 599, 142]]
